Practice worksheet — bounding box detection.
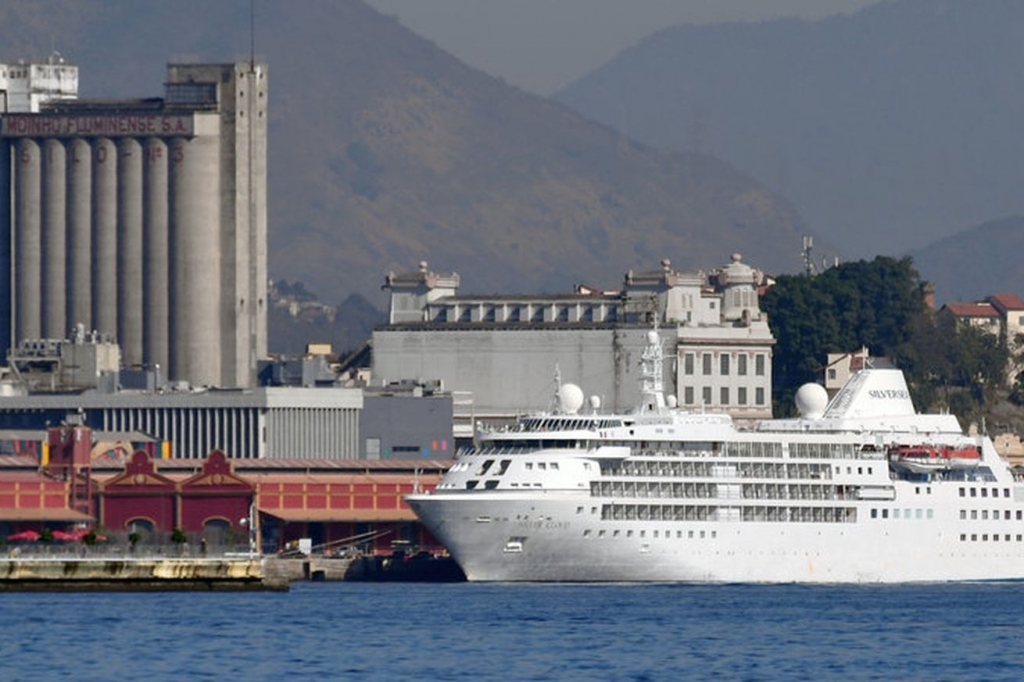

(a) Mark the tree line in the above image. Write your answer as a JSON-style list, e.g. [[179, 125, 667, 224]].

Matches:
[[760, 256, 1011, 421]]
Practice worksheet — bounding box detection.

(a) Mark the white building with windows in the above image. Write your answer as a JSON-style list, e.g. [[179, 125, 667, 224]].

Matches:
[[373, 254, 775, 439], [0, 55, 79, 113]]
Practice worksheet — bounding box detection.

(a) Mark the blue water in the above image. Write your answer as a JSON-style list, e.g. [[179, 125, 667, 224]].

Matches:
[[1, 582, 1023, 681]]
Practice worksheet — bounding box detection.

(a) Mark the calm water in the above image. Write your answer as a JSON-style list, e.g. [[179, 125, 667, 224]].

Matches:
[[2, 582, 1023, 681]]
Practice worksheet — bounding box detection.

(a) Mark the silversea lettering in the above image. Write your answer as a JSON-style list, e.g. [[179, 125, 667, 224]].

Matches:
[[867, 389, 909, 399]]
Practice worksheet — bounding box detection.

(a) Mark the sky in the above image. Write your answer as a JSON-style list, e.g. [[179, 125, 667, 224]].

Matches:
[[366, 0, 883, 95]]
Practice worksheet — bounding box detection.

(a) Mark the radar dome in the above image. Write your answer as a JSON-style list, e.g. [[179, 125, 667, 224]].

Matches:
[[589, 395, 601, 411], [646, 330, 660, 345], [666, 395, 678, 408], [794, 383, 829, 419], [559, 383, 585, 415]]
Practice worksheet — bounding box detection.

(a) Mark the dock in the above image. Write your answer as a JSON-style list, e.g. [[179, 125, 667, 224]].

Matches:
[[0, 556, 289, 592]]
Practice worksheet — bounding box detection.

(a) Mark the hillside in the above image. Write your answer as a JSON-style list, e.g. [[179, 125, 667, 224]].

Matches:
[[1, 0, 814, 321], [555, 0, 1024, 267], [910, 216, 1024, 306]]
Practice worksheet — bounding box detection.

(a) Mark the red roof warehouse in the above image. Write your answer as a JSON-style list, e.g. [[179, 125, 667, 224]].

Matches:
[[0, 427, 448, 555]]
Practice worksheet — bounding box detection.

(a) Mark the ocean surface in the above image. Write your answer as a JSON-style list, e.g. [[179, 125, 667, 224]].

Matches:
[[2, 582, 1023, 681]]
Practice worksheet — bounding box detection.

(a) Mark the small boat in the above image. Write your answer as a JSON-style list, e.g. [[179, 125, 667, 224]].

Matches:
[[889, 444, 980, 473]]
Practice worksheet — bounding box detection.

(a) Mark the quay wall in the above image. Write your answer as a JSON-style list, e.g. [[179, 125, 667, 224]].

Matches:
[[0, 557, 287, 591]]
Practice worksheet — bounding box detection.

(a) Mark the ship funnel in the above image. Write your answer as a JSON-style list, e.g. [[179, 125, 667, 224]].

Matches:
[[823, 369, 916, 419]]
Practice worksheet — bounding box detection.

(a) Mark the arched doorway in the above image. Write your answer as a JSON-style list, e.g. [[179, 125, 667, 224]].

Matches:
[[126, 518, 155, 549], [202, 518, 231, 548]]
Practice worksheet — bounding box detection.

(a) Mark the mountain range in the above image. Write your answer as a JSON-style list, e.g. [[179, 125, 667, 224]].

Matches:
[[1, 0, 814, 327], [555, 0, 1024, 302]]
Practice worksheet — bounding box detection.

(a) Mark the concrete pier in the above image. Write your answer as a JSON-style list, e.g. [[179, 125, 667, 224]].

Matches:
[[0, 557, 288, 592]]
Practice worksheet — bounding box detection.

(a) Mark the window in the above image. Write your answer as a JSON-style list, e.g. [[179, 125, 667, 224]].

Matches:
[[684, 387, 694, 405], [738, 354, 748, 376], [702, 354, 712, 375], [755, 387, 765, 405], [720, 355, 730, 376], [684, 354, 694, 375], [738, 387, 747, 405], [828, 368, 837, 381], [702, 387, 712, 405], [755, 355, 766, 376], [720, 387, 729, 405]]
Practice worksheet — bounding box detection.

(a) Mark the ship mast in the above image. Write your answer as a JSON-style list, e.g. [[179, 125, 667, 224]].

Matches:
[[639, 323, 666, 413]]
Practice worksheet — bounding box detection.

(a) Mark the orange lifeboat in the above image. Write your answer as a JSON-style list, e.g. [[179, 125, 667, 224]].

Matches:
[[889, 444, 980, 473]]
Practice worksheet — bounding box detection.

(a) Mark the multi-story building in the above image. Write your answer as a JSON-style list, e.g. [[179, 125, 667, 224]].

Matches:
[[0, 61, 267, 388], [941, 293, 1024, 378], [373, 254, 775, 438], [0, 55, 79, 113]]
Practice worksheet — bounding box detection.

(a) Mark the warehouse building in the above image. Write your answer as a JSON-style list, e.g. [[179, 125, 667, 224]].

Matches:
[[374, 255, 775, 438]]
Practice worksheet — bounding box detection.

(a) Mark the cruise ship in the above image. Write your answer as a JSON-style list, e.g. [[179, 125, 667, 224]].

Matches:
[[406, 330, 1024, 582]]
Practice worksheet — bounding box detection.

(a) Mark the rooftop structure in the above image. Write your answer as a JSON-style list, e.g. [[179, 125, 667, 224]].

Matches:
[[375, 254, 775, 437], [0, 54, 79, 113]]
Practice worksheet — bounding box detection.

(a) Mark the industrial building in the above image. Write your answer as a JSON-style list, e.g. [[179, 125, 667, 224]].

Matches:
[[373, 255, 775, 438], [0, 428, 451, 556], [0, 59, 267, 389], [0, 335, 453, 461]]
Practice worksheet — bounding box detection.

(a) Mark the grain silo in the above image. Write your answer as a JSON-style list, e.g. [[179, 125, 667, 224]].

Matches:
[[0, 60, 268, 388]]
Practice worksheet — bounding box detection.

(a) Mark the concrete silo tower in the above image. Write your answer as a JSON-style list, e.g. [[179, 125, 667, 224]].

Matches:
[[0, 60, 268, 389]]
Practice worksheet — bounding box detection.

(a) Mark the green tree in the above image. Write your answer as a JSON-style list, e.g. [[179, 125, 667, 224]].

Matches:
[[761, 256, 927, 413]]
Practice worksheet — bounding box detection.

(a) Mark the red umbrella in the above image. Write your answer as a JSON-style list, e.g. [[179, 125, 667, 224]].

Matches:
[[6, 529, 40, 542], [70, 529, 108, 542], [51, 530, 77, 541]]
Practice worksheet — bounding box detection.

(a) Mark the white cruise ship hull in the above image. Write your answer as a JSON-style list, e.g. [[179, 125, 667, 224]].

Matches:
[[409, 485, 1024, 583]]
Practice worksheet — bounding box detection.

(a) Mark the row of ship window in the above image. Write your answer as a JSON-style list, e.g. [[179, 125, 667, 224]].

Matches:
[[598, 503, 857, 523], [600, 461, 841, 479], [960, 534, 1023, 542], [590, 481, 858, 501], [870, 508, 935, 519], [958, 509, 1023, 521], [959, 487, 1012, 498], [576, 529, 1024, 543], [869, 508, 1024, 520], [582, 528, 719, 540]]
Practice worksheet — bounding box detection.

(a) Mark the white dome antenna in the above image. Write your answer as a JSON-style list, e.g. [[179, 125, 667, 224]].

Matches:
[[795, 383, 828, 419], [559, 383, 585, 415]]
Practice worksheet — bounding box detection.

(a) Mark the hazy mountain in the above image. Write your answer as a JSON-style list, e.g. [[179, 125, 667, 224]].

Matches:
[[910, 216, 1024, 306], [555, 0, 1024, 266], [1, 0, 815, 322]]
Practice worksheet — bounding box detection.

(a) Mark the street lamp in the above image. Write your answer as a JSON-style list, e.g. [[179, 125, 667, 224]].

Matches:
[[238, 502, 257, 557]]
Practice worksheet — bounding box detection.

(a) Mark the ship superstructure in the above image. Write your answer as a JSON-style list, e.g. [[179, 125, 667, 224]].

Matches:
[[406, 331, 1024, 582]]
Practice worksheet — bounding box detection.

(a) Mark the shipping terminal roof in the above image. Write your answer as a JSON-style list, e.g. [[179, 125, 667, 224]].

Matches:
[[0, 507, 94, 522], [259, 507, 416, 523]]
